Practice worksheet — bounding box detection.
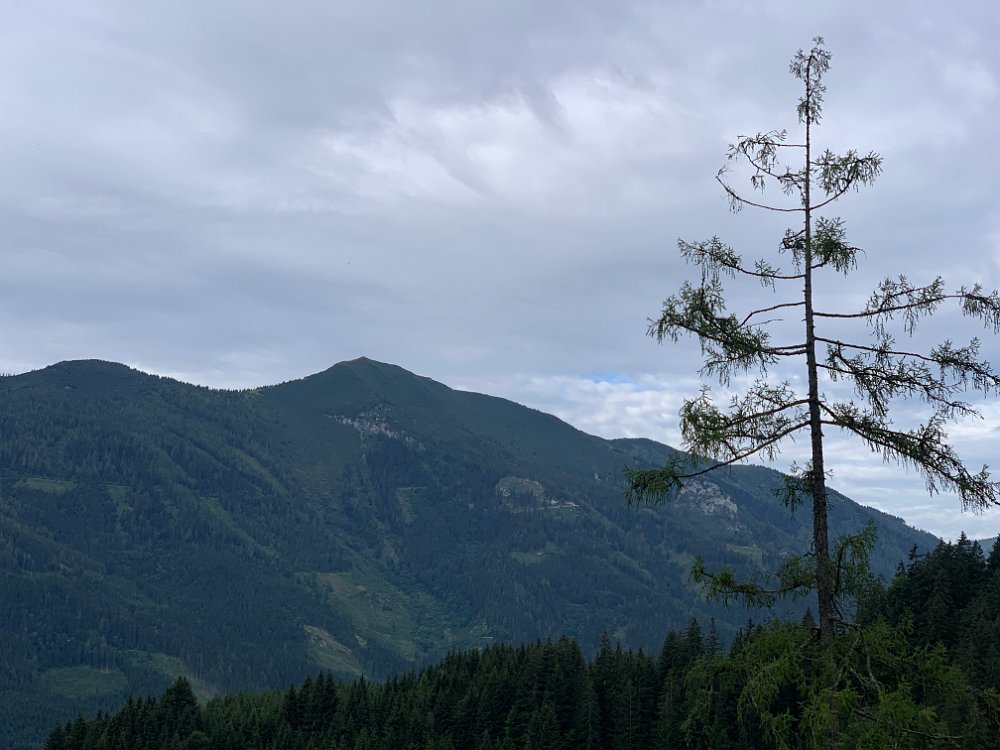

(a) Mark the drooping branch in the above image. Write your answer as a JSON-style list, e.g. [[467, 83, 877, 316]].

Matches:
[[650, 280, 808, 383], [743, 151, 797, 187], [960, 284, 1000, 329], [819, 362, 975, 420], [679, 237, 804, 284], [819, 402, 1000, 510], [813, 149, 883, 197], [816, 335, 951, 365], [679, 385, 810, 463], [717, 172, 805, 214], [690, 553, 815, 608], [719, 144, 881, 217], [814, 277, 1000, 339], [782, 217, 861, 274], [820, 344, 980, 418], [625, 419, 809, 506], [816, 335, 1000, 396]]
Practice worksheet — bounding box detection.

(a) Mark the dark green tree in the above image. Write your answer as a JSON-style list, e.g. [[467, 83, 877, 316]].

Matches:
[[626, 37, 1000, 640]]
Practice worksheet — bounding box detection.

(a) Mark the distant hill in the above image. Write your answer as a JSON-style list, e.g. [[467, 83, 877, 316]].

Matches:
[[975, 536, 997, 556], [0, 358, 939, 748]]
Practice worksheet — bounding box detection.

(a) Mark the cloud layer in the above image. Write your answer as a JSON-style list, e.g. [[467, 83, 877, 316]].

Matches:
[[3, 1, 999, 539]]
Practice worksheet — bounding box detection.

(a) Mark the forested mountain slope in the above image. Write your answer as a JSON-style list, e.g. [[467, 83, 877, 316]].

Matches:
[[53, 534, 1000, 750], [0, 358, 938, 747]]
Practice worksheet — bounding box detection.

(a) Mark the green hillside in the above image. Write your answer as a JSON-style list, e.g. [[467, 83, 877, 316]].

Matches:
[[0, 358, 938, 748]]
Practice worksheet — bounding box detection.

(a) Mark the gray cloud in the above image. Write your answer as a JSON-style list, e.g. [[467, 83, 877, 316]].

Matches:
[[2, 0, 999, 539]]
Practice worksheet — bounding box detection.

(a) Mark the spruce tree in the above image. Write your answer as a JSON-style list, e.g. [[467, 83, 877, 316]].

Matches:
[[626, 37, 1000, 640]]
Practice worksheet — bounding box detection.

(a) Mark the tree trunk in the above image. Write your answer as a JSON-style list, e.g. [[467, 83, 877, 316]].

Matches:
[[802, 59, 834, 642]]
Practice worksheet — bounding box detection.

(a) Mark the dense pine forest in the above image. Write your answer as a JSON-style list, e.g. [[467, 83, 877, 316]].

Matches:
[[44, 535, 1000, 749]]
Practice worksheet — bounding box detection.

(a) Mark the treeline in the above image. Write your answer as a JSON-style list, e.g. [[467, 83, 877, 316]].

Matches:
[[47, 535, 1000, 749], [46, 626, 738, 750]]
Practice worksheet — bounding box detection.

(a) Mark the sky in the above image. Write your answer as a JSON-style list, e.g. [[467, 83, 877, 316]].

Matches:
[[3, 1, 999, 539]]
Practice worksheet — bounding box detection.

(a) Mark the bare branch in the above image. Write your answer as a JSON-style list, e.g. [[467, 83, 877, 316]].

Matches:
[[742, 301, 805, 326], [807, 182, 854, 211], [717, 173, 804, 213], [815, 302, 947, 321]]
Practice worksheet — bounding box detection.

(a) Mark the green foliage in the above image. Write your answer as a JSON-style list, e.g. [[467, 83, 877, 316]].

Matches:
[[731, 620, 978, 749]]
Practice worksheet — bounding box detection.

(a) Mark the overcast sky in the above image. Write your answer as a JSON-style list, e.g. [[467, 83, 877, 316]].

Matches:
[[3, 1, 999, 539]]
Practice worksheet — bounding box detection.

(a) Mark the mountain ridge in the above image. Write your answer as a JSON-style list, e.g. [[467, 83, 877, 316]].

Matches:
[[1, 357, 940, 748]]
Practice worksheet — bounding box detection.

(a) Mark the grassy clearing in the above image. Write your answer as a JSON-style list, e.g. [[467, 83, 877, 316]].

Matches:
[[510, 541, 562, 565], [304, 625, 364, 677], [395, 487, 426, 524], [105, 484, 133, 517], [198, 496, 275, 557], [725, 543, 764, 567], [315, 571, 421, 661], [17, 476, 75, 493], [125, 651, 217, 702], [38, 666, 126, 700]]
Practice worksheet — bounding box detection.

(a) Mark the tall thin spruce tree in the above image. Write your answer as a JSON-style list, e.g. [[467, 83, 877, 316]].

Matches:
[[626, 38, 1000, 641]]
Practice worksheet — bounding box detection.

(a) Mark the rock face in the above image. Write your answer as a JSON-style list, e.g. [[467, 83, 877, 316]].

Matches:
[[680, 480, 739, 517], [333, 407, 419, 446], [495, 476, 546, 502]]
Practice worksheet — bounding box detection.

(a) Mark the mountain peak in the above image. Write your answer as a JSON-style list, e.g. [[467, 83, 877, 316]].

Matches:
[[44, 358, 137, 374], [332, 356, 417, 376], [2, 360, 202, 405], [22, 359, 153, 387], [303, 356, 408, 380], [268, 357, 449, 414]]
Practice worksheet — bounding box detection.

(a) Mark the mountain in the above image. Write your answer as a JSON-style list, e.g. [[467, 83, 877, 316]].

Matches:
[[0, 358, 938, 748]]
